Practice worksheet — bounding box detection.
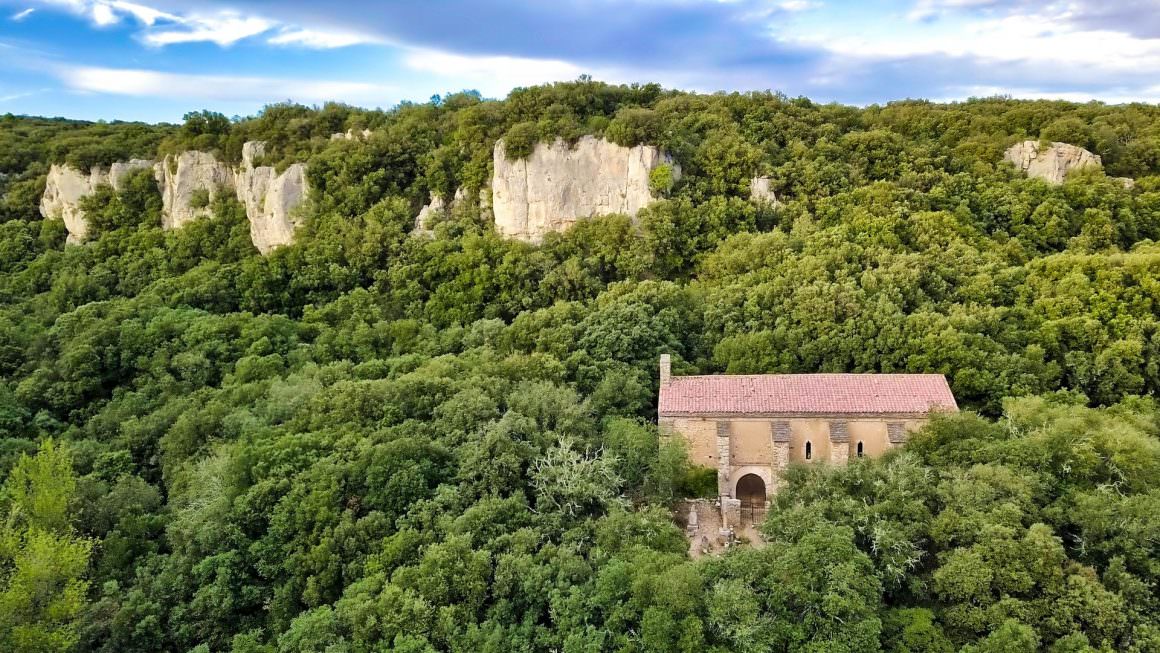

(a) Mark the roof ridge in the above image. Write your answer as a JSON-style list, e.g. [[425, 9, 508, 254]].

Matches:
[[667, 372, 950, 380], [659, 372, 957, 415]]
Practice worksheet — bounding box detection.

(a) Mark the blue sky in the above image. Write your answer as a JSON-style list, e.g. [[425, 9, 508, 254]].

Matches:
[[1, 0, 1158, 122]]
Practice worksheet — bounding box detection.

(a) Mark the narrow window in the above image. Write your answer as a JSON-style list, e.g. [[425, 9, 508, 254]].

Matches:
[[857, 441, 864, 457], [805, 441, 812, 460]]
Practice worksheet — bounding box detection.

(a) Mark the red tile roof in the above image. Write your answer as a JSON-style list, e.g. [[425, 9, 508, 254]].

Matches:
[[659, 373, 957, 417]]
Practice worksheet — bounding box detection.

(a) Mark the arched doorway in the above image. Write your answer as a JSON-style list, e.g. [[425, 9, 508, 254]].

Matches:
[[736, 474, 767, 526]]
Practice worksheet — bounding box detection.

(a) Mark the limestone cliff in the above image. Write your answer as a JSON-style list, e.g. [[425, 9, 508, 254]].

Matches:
[[39, 159, 153, 244], [235, 141, 310, 253], [330, 129, 373, 141], [1004, 140, 1101, 184], [491, 136, 678, 242], [414, 187, 469, 234], [154, 151, 236, 229], [749, 176, 778, 205], [41, 142, 311, 253]]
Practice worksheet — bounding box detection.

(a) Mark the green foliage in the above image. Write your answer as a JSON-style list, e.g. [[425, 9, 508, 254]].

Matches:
[[648, 163, 676, 196], [188, 187, 210, 210], [0, 440, 92, 653], [0, 82, 1159, 652], [502, 121, 540, 160], [606, 107, 662, 147]]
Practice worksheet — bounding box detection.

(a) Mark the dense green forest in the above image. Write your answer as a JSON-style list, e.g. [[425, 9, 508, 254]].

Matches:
[[1, 80, 1159, 652]]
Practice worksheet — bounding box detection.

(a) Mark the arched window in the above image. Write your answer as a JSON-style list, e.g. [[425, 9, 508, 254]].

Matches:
[[857, 441, 864, 457], [805, 441, 812, 460]]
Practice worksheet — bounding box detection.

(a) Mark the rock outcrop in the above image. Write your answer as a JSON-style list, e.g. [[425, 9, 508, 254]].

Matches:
[[491, 136, 678, 242], [154, 151, 236, 229], [1004, 140, 1101, 184], [41, 142, 311, 253], [40, 159, 153, 244], [414, 187, 468, 233], [750, 176, 779, 205], [330, 129, 373, 141], [235, 141, 310, 253]]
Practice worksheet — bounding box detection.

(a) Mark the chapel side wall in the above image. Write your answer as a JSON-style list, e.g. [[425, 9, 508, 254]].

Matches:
[[788, 418, 831, 463], [849, 420, 890, 458], [729, 419, 773, 466], [665, 417, 718, 468], [664, 413, 938, 492]]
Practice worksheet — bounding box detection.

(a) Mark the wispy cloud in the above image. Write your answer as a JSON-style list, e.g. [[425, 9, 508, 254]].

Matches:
[[25, 0, 371, 48], [10, 8, 35, 21], [906, 0, 1005, 22], [267, 28, 380, 49], [55, 64, 397, 104], [777, 0, 819, 11], [8, 0, 1160, 119], [140, 13, 274, 47], [401, 49, 589, 97], [0, 89, 41, 102]]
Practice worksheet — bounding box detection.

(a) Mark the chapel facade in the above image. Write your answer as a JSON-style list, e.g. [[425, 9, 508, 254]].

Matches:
[[657, 355, 957, 531]]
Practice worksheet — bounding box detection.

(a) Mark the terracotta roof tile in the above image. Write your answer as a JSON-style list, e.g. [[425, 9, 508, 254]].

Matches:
[[659, 373, 957, 416]]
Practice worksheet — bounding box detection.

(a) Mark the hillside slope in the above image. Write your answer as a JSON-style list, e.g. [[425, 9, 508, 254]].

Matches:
[[1, 82, 1159, 652]]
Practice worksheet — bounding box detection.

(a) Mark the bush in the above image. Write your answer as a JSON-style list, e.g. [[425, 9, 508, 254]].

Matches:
[[502, 121, 540, 160], [188, 187, 210, 210]]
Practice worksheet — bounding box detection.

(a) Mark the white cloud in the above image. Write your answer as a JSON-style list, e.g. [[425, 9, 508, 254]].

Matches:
[[402, 48, 588, 96], [906, 0, 1005, 22], [107, 0, 176, 25], [28, 0, 369, 49], [777, 0, 819, 11], [800, 8, 1160, 73], [55, 64, 398, 103], [11, 8, 35, 21], [0, 89, 39, 101], [89, 1, 116, 25], [141, 13, 274, 47], [267, 28, 379, 49]]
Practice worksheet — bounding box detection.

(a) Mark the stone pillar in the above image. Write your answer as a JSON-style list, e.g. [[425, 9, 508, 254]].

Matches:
[[829, 421, 850, 465], [659, 354, 671, 385], [716, 421, 732, 498], [721, 498, 741, 534], [771, 420, 791, 494]]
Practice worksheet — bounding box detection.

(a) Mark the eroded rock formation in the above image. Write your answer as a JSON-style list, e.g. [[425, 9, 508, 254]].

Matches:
[[154, 151, 236, 229], [330, 129, 373, 141], [41, 142, 311, 252], [235, 141, 310, 254], [750, 176, 778, 205], [414, 187, 469, 234], [491, 135, 678, 242], [39, 160, 153, 244], [1004, 140, 1101, 184]]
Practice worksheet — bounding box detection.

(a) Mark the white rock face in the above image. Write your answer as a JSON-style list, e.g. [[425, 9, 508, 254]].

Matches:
[[40, 159, 153, 244], [414, 187, 470, 233], [415, 192, 447, 234], [41, 144, 309, 253], [235, 141, 310, 254], [330, 129, 373, 141], [154, 151, 236, 229], [242, 141, 266, 168], [1004, 140, 1101, 184], [750, 176, 778, 205], [491, 135, 678, 242]]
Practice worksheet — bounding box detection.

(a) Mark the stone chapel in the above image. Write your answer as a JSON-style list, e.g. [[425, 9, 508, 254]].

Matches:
[[657, 355, 957, 531]]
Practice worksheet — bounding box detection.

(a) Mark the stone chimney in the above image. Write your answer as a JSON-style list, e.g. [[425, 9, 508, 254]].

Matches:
[[659, 354, 672, 385]]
